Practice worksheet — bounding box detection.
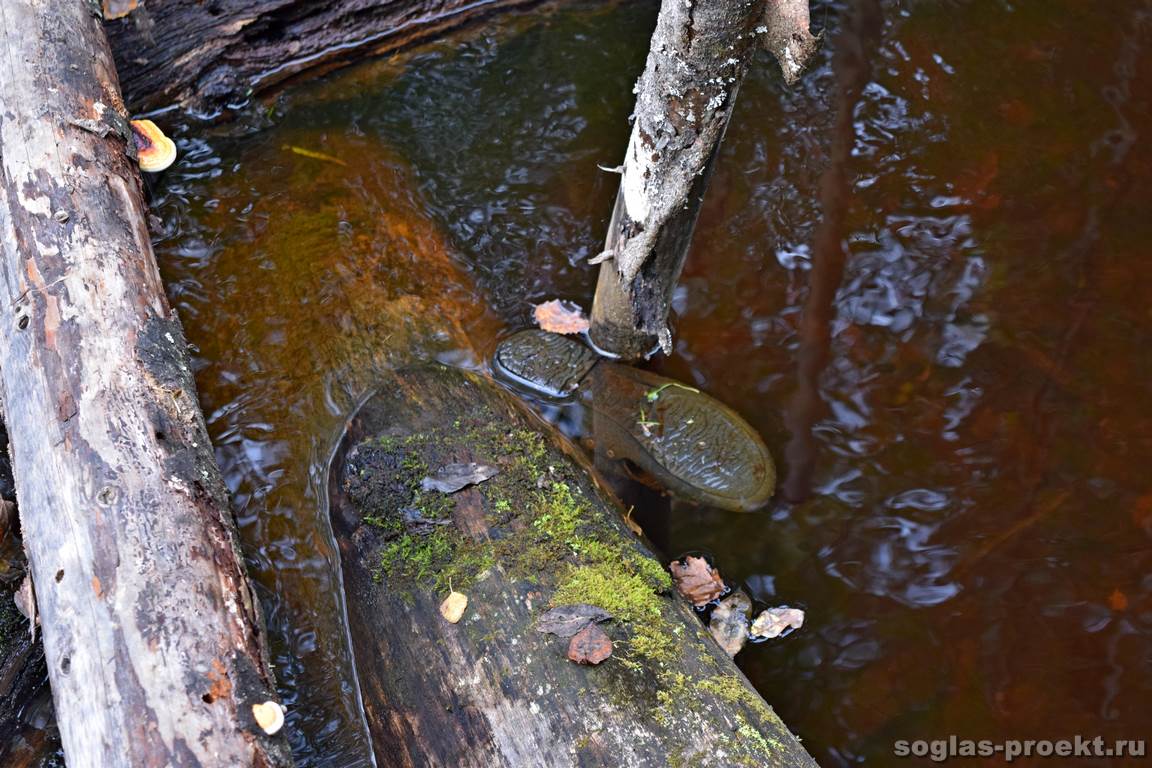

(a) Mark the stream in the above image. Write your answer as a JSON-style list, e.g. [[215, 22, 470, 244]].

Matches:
[[145, 0, 1152, 764]]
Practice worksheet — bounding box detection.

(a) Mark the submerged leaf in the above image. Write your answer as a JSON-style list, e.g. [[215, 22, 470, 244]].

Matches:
[[440, 591, 468, 624], [709, 591, 752, 658], [567, 623, 613, 665], [533, 299, 590, 335], [421, 463, 499, 494], [670, 555, 725, 607], [536, 604, 611, 637], [750, 606, 805, 639]]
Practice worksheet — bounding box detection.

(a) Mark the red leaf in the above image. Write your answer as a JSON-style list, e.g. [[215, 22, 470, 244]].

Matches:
[[567, 622, 613, 665]]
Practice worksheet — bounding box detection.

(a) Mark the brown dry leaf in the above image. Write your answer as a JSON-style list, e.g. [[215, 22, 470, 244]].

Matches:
[[533, 299, 590, 335], [440, 591, 468, 624], [750, 606, 805, 639], [669, 555, 725, 607], [567, 622, 613, 665], [536, 604, 611, 637]]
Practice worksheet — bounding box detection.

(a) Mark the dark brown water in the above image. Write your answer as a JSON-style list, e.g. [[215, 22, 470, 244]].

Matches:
[[148, 1, 1152, 764]]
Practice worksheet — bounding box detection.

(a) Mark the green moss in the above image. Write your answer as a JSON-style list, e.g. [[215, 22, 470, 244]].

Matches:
[[357, 405, 683, 684]]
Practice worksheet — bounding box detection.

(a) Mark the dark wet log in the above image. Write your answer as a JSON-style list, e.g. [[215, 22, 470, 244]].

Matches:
[[330, 364, 816, 767], [588, 0, 818, 358], [105, 0, 546, 116], [0, 2, 290, 766], [0, 422, 59, 768]]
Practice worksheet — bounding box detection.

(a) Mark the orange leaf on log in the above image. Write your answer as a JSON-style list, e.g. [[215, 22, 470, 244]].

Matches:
[[567, 622, 613, 665]]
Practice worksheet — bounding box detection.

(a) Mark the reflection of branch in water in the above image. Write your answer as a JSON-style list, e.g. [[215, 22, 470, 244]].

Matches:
[[782, 0, 883, 503]]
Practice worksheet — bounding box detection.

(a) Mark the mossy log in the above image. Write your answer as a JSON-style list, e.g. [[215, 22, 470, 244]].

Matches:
[[330, 364, 816, 767], [105, 0, 548, 116]]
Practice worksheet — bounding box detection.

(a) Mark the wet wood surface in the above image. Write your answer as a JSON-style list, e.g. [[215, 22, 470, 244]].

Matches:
[[330, 364, 817, 767]]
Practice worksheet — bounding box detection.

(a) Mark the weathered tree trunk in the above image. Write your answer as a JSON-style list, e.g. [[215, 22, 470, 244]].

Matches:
[[105, 0, 548, 116], [330, 364, 817, 767], [588, 0, 818, 359], [0, 2, 291, 766]]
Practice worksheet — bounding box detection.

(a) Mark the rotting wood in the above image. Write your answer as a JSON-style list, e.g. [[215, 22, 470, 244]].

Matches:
[[329, 364, 818, 767], [104, 0, 551, 117], [0, 1, 291, 765], [588, 0, 819, 359]]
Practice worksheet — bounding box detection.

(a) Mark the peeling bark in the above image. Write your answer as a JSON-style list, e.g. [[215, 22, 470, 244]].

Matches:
[[105, 0, 548, 116], [588, 0, 819, 359], [0, 1, 291, 765]]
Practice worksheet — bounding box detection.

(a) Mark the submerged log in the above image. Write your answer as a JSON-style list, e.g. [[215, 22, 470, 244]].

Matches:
[[0, 2, 290, 766], [105, 0, 548, 115], [330, 364, 816, 767]]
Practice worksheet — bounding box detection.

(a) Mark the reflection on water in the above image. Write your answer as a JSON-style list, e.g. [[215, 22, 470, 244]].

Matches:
[[151, 0, 1152, 764]]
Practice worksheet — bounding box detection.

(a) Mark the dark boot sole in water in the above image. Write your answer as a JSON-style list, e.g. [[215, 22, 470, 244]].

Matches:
[[493, 330, 776, 511]]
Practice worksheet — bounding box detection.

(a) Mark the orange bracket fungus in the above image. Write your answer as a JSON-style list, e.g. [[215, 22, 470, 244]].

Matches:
[[130, 119, 177, 173]]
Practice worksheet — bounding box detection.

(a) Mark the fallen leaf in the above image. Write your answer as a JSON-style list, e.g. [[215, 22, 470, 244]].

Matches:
[[252, 700, 285, 735], [750, 606, 805, 639], [709, 591, 752, 658], [440, 591, 468, 624], [1108, 588, 1128, 612], [669, 555, 725, 607], [533, 299, 590, 335], [536, 604, 611, 637], [421, 463, 499, 494], [567, 622, 613, 665]]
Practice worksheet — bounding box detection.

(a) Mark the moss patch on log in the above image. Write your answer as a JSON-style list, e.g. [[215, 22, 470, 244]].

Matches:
[[346, 413, 680, 674]]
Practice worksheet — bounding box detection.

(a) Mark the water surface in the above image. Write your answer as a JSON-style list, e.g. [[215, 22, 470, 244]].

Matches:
[[150, 1, 1152, 764]]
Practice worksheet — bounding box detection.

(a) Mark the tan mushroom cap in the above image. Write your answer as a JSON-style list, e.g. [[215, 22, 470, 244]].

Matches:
[[130, 119, 177, 173]]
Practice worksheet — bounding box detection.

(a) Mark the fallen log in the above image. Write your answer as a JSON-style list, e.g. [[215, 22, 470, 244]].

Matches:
[[104, 0, 549, 116], [0, 2, 291, 765], [330, 364, 817, 767]]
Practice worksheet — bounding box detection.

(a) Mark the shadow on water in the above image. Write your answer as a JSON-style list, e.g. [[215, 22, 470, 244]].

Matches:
[[144, 0, 1152, 765]]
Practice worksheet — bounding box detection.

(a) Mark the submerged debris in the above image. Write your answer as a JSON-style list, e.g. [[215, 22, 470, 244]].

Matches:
[[709, 591, 752, 658], [750, 606, 805, 639], [420, 463, 499, 494], [282, 144, 348, 166], [567, 622, 613, 665], [670, 555, 725, 607], [536, 604, 611, 637]]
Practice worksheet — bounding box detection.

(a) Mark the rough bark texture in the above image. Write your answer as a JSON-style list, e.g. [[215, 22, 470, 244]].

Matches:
[[105, 0, 546, 116], [588, 0, 818, 359], [0, 2, 291, 766], [330, 364, 817, 767]]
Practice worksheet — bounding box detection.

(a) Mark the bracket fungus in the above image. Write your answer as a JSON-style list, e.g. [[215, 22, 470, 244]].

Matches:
[[130, 119, 177, 173]]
